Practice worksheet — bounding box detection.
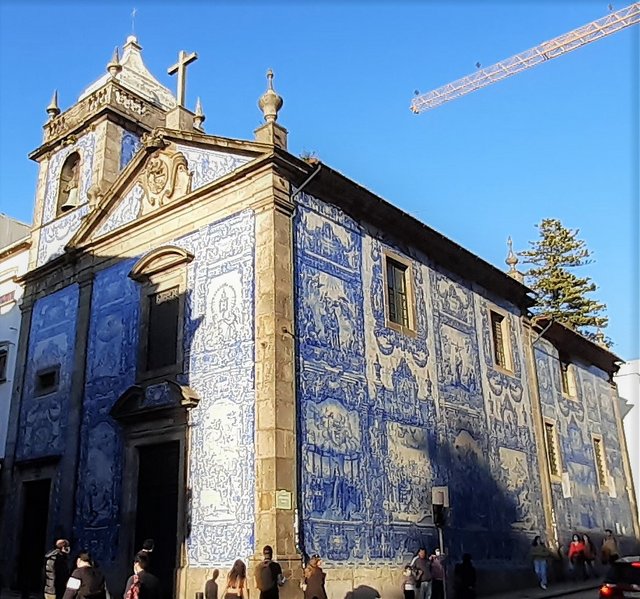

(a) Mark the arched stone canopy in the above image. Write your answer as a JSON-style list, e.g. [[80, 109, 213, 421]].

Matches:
[[128, 245, 194, 282]]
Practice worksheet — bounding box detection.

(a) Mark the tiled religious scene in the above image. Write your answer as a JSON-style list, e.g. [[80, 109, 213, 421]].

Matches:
[[0, 34, 637, 599]]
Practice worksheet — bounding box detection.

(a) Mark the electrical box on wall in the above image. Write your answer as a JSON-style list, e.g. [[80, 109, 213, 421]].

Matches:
[[432, 486, 449, 507]]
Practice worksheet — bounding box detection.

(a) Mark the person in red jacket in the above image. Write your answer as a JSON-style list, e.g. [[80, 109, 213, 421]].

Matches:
[[568, 534, 586, 581]]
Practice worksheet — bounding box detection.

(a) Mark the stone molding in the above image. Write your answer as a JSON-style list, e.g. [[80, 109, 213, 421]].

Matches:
[[34, 81, 166, 157]]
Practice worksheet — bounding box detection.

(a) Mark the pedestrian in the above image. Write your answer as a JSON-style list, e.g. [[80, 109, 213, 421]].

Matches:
[[568, 534, 586, 581], [136, 539, 155, 574], [453, 553, 476, 599], [44, 539, 71, 599], [582, 534, 597, 578], [530, 536, 551, 590], [205, 569, 220, 599], [255, 545, 285, 599], [402, 564, 417, 599], [221, 560, 248, 599], [410, 548, 431, 599], [61, 551, 106, 599], [601, 529, 620, 565], [124, 552, 161, 599], [429, 549, 446, 599], [301, 554, 327, 599]]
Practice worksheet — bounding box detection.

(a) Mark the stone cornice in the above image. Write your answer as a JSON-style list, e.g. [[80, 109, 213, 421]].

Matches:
[[272, 149, 537, 313], [0, 237, 31, 262], [531, 316, 622, 376]]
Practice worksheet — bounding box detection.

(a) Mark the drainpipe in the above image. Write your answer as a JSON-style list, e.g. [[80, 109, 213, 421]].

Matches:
[[291, 164, 322, 201]]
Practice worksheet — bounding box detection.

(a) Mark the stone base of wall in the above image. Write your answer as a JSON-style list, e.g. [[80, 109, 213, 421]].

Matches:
[[179, 558, 305, 599], [167, 550, 640, 599]]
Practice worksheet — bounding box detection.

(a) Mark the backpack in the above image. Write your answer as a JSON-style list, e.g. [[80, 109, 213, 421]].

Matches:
[[124, 575, 140, 599], [255, 560, 275, 592]]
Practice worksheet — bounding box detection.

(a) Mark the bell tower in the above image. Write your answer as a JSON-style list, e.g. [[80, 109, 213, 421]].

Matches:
[[28, 36, 201, 269]]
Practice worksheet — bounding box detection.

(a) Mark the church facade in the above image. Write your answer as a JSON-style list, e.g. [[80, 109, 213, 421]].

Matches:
[[0, 37, 637, 598]]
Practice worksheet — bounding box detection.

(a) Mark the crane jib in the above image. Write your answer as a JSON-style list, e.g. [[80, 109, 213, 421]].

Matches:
[[410, 2, 640, 114]]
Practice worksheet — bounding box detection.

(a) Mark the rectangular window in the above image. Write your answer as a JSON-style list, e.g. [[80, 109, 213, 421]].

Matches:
[[593, 437, 608, 488], [0, 347, 7, 382], [490, 310, 510, 369], [544, 421, 560, 477], [35, 366, 60, 396], [386, 258, 409, 327], [145, 286, 180, 372]]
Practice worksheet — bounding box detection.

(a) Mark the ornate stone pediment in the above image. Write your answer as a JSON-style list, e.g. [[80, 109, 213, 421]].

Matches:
[[69, 131, 263, 246], [110, 380, 200, 424], [137, 147, 192, 215]]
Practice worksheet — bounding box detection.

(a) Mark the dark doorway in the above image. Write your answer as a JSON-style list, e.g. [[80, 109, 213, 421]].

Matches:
[[17, 479, 51, 593], [135, 441, 180, 599]]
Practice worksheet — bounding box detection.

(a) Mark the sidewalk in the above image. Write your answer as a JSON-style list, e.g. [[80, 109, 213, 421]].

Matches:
[[483, 577, 602, 599]]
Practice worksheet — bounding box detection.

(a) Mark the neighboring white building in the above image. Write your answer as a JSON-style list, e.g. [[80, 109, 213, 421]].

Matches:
[[616, 359, 640, 520], [0, 214, 30, 460]]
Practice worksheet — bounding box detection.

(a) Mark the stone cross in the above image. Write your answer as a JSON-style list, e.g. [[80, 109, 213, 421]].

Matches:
[[167, 50, 198, 108]]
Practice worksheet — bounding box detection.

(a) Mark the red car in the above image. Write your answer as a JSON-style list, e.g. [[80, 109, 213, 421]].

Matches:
[[599, 556, 640, 598]]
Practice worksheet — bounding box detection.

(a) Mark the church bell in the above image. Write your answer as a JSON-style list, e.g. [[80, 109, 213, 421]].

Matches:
[[60, 197, 79, 212]]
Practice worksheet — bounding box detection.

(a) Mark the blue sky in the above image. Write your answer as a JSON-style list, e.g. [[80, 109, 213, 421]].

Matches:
[[0, 2, 638, 359]]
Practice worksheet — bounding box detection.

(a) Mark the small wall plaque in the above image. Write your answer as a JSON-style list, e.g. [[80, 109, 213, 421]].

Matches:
[[276, 489, 292, 510]]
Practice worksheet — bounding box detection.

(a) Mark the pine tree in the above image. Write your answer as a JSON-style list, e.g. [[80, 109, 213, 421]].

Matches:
[[519, 218, 608, 343]]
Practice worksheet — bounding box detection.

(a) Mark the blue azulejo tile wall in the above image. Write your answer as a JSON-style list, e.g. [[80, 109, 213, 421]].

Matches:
[[535, 339, 634, 543], [294, 191, 546, 566], [75, 259, 139, 560], [71, 210, 256, 568]]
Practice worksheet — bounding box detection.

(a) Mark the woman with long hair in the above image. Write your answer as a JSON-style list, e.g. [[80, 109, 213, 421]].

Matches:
[[530, 535, 551, 590], [222, 560, 248, 599], [301, 554, 327, 599]]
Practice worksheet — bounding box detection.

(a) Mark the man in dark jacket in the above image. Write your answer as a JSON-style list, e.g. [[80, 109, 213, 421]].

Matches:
[[44, 539, 71, 599], [124, 553, 161, 599], [62, 552, 106, 599], [410, 548, 431, 599], [255, 545, 285, 599]]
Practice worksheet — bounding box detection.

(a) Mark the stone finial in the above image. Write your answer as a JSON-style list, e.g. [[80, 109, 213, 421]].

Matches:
[[107, 46, 123, 79], [506, 236, 518, 273], [124, 34, 142, 51], [505, 236, 524, 282], [46, 90, 61, 120], [194, 97, 205, 131], [258, 69, 283, 123], [595, 330, 607, 348]]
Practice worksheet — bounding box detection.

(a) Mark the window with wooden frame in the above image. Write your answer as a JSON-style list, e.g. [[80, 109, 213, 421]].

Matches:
[[383, 252, 415, 334], [593, 435, 608, 489], [129, 246, 194, 382], [559, 357, 577, 398], [489, 310, 512, 371], [386, 258, 409, 327], [544, 420, 561, 478]]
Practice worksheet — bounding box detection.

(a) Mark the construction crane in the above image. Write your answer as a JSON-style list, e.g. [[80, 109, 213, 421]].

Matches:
[[410, 3, 640, 114]]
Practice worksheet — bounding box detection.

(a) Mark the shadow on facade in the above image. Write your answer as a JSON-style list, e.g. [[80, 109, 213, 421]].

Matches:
[[431, 439, 541, 594], [0, 247, 205, 599]]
